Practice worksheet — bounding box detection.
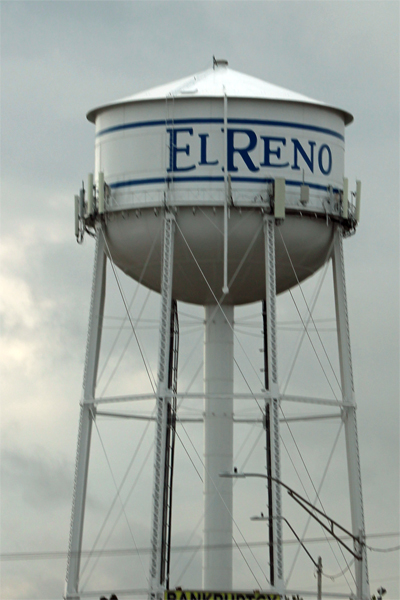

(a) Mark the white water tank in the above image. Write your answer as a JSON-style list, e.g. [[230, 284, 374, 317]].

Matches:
[[87, 60, 352, 305]]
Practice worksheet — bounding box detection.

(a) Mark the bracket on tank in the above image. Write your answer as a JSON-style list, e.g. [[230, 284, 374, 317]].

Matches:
[[340, 177, 361, 236], [273, 177, 286, 222], [74, 172, 112, 243]]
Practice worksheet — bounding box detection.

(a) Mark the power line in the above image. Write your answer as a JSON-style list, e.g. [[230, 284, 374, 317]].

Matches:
[[367, 543, 400, 553], [3, 532, 398, 562]]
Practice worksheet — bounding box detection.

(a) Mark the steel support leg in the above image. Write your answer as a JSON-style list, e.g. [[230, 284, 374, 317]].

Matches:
[[263, 216, 284, 593], [149, 212, 175, 600], [332, 227, 369, 600], [65, 229, 107, 600]]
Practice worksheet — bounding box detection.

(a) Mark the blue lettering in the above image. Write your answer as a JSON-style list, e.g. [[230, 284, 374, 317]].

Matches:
[[167, 126, 332, 177], [227, 128, 260, 172], [198, 133, 219, 166], [260, 136, 289, 168], [167, 128, 196, 172], [318, 143, 332, 175], [291, 139, 316, 172]]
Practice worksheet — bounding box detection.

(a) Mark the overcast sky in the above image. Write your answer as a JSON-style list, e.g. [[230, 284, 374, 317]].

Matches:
[[1, 2, 399, 600]]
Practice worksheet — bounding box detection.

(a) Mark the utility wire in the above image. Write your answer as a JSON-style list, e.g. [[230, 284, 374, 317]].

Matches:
[[3, 533, 398, 561], [367, 544, 400, 553], [322, 557, 355, 581]]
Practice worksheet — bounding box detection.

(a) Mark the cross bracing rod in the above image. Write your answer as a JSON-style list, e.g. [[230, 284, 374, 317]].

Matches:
[[282, 394, 353, 407], [95, 411, 342, 423], [91, 393, 158, 404], [91, 392, 351, 406]]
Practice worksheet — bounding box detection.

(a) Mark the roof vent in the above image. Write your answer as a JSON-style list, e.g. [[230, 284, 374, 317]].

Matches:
[[213, 57, 228, 69]]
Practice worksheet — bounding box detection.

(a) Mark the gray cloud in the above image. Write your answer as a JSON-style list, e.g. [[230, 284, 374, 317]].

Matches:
[[1, 1, 398, 599], [1, 447, 73, 510]]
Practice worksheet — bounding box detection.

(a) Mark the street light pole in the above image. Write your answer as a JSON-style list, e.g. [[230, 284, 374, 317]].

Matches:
[[220, 470, 365, 599], [317, 556, 322, 600], [251, 513, 323, 599]]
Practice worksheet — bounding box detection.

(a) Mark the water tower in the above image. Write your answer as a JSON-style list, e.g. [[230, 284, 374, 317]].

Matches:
[[65, 60, 369, 600]]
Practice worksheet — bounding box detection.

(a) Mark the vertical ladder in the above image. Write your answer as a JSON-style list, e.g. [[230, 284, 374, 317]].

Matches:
[[149, 212, 175, 600], [262, 215, 284, 593], [262, 299, 274, 586], [161, 300, 179, 589]]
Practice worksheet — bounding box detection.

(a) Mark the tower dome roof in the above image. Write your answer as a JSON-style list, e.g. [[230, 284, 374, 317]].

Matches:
[[87, 60, 353, 125]]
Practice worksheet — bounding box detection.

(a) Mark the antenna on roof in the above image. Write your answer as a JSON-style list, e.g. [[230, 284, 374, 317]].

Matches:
[[213, 56, 228, 69]]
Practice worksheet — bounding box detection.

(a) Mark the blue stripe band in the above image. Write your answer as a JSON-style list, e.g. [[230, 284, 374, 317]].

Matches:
[[229, 118, 344, 141], [109, 176, 339, 193], [97, 117, 344, 142], [96, 118, 222, 137]]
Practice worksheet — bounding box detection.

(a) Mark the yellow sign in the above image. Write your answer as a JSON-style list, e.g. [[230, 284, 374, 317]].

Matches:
[[164, 592, 281, 600]]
